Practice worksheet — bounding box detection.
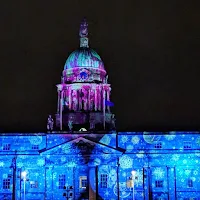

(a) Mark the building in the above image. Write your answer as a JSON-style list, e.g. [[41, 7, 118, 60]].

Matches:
[[0, 19, 200, 200]]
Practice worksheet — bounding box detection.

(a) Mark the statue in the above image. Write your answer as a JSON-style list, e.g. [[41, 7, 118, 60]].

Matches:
[[79, 18, 88, 38], [90, 120, 95, 130], [61, 76, 65, 83], [105, 75, 108, 83], [79, 18, 89, 48], [68, 120, 73, 131], [111, 114, 116, 129], [47, 115, 54, 131]]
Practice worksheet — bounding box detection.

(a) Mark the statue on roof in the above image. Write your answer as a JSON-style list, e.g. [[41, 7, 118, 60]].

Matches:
[[47, 115, 54, 131], [79, 18, 88, 38]]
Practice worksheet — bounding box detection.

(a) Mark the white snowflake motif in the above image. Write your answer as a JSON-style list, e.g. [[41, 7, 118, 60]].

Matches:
[[172, 154, 180, 161], [122, 172, 126, 177], [100, 135, 111, 145], [195, 150, 200, 157], [131, 136, 140, 144], [53, 173, 57, 180], [37, 158, 45, 166], [185, 169, 191, 175], [164, 134, 176, 141], [135, 170, 143, 187], [28, 135, 43, 145], [196, 137, 200, 146], [62, 143, 72, 154], [0, 161, 4, 167], [67, 161, 76, 167], [121, 136, 128, 144], [193, 170, 198, 175], [136, 150, 145, 158], [183, 159, 187, 164], [3, 174, 7, 179], [61, 156, 66, 162], [126, 144, 133, 152], [152, 168, 165, 179], [46, 155, 51, 159], [109, 169, 117, 184], [150, 150, 160, 158], [113, 182, 130, 198], [17, 162, 23, 168], [119, 155, 133, 169]]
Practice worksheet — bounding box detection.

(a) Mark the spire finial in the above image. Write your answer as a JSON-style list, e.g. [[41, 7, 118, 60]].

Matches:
[[79, 18, 89, 48]]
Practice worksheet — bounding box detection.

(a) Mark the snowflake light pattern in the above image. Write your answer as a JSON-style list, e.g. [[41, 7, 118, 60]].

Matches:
[[152, 167, 165, 179], [131, 136, 140, 144], [119, 155, 133, 169]]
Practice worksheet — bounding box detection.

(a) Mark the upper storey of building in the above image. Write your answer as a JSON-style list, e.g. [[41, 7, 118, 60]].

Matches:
[[62, 18, 107, 84], [53, 19, 115, 132]]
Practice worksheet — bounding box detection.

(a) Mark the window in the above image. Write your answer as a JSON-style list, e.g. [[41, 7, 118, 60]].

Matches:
[[100, 174, 108, 188], [187, 179, 193, 188], [3, 179, 10, 189], [154, 142, 162, 149], [58, 175, 66, 189], [79, 176, 87, 189], [30, 181, 38, 188], [184, 142, 192, 149], [32, 145, 39, 150], [2, 144, 10, 151], [155, 180, 163, 188]]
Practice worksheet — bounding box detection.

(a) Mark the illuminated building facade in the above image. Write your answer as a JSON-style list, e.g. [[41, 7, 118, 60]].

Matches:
[[0, 19, 200, 200]]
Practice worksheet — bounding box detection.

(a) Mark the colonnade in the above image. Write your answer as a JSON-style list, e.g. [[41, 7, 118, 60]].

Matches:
[[56, 84, 111, 113]]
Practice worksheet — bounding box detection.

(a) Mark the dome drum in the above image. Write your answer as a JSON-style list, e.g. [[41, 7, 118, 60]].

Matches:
[[62, 67, 107, 83]]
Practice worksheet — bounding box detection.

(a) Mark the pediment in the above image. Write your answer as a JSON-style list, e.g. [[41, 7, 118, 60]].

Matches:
[[40, 137, 123, 156]]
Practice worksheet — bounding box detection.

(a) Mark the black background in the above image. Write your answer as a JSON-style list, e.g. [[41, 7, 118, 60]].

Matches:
[[0, 0, 200, 132]]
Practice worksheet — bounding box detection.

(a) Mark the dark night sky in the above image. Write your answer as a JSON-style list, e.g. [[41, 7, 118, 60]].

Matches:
[[0, 0, 200, 132]]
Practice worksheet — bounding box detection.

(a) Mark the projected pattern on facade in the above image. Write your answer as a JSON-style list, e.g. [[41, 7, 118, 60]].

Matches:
[[0, 19, 200, 200], [0, 132, 200, 199]]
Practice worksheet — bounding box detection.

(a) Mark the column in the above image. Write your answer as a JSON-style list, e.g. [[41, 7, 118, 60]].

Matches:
[[102, 88, 106, 129], [168, 167, 176, 199], [57, 90, 60, 113], [144, 167, 151, 200], [83, 90, 88, 110], [79, 89, 82, 110], [60, 90, 64, 130], [45, 167, 54, 200], [98, 88, 101, 111], [89, 166, 97, 200], [106, 89, 110, 112], [88, 88, 91, 111], [75, 90, 78, 111], [94, 88, 98, 111], [68, 87, 72, 110]]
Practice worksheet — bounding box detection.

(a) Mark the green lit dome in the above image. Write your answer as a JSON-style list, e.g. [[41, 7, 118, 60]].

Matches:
[[64, 48, 105, 70]]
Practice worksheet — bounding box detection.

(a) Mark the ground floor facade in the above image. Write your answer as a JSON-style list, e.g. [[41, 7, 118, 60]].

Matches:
[[0, 131, 199, 199]]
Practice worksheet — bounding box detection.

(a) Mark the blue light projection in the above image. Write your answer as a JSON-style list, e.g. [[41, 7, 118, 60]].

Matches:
[[0, 131, 200, 199]]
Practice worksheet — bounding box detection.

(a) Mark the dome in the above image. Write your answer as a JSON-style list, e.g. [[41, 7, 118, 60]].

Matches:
[[64, 48, 105, 70]]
